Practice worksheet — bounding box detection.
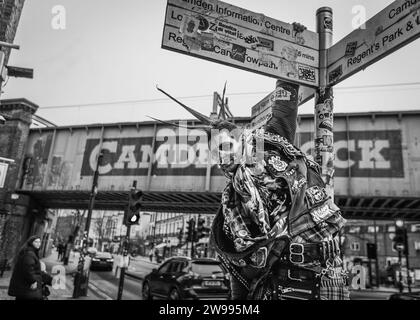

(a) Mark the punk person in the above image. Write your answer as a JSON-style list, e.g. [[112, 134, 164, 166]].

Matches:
[[157, 82, 349, 300]]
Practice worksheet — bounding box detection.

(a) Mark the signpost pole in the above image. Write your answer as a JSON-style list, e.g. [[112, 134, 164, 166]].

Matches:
[[315, 7, 335, 199]]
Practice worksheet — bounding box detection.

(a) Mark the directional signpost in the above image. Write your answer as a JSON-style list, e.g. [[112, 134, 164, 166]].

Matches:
[[162, 0, 320, 87], [327, 0, 420, 86], [161, 0, 420, 200], [249, 85, 315, 130]]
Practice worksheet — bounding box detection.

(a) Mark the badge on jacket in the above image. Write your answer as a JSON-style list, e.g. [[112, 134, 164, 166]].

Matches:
[[268, 156, 287, 172], [305, 186, 328, 207], [310, 203, 334, 223]]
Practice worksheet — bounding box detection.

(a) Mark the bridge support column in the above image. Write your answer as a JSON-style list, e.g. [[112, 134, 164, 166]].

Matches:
[[0, 193, 45, 268], [0, 99, 39, 270]]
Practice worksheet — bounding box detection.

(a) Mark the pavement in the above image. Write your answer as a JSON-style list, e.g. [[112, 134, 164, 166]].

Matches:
[[0, 252, 162, 301], [0, 251, 110, 300]]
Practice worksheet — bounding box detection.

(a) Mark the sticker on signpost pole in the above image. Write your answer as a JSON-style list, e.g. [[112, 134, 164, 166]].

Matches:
[[0, 162, 8, 188]]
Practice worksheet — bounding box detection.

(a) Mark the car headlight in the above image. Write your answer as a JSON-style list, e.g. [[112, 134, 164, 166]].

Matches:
[[92, 258, 100, 262], [107, 259, 114, 262]]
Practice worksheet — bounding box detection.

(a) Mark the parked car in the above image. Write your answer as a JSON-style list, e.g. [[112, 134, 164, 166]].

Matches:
[[142, 257, 230, 300], [90, 252, 114, 271], [389, 291, 420, 300]]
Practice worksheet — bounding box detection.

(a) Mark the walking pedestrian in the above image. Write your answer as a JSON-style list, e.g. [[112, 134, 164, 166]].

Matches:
[[57, 242, 63, 261], [8, 235, 53, 300]]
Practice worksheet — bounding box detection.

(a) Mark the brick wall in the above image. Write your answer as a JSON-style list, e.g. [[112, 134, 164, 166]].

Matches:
[[0, 99, 38, 266], [0, 99, 37, 196], [0, 203, 28, 263], [0, 0, 26, 65]]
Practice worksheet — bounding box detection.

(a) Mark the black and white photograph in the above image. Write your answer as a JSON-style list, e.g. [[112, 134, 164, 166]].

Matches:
[[1, 0, 420, 308]]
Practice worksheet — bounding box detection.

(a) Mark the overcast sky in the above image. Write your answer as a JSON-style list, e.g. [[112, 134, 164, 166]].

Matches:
[[3, 0, 420, 126]]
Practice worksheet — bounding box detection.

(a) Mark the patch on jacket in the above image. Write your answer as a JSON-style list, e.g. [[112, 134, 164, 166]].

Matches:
[[310, 203, 335, 223], [305, 186, 328, 207], [249, 247, 268, 268], [292, 178, 307, 193], [268, 156, 287, 173]]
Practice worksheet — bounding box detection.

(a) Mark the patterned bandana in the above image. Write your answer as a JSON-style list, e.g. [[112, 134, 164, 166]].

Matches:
[[219, 130, 291, 252]]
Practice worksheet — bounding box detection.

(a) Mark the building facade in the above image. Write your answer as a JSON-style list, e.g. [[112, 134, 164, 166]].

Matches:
[[146, 212, 214, 257], [342, 220, 420, 286]]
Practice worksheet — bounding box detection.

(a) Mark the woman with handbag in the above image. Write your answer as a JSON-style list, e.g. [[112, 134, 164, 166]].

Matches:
[[8, 235, 53, 300]]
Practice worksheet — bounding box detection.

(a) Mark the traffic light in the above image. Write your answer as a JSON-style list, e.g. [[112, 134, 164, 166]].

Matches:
[[177, 227, 184, 244], [366, 243, 377, 260], [393, 222, 408, 255], [192, 228, 198, 243], [186, 218, 195, 242], [124, 189, 143, 226], [196, 217, 205, 239]]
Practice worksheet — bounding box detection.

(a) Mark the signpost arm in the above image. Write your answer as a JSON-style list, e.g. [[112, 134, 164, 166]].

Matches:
[[315, 7, 335, 200]]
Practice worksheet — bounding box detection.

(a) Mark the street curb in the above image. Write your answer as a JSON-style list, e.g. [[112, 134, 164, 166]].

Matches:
[[88, 281, 113, 300], [125, 272, 144, 281], [132, 258, 158, 266]]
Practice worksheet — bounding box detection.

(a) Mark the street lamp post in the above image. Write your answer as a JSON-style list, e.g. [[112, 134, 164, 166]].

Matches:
[[394, 219, 411, 293], [153, 212, 159, 247], [72, 151, 103, 298], [397, 249, 403, 293], [373, 220, 380, 287], [402, 224, 412, 293]]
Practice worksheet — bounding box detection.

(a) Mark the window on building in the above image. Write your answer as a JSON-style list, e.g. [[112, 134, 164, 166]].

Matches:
[[411, 224, 420, 233], [388, 225, 396, 233], [348, 226, 361, 234], [414, 241, 420, 251], [367, 226, 380, 233], [350, 242, 360, 251], [367, 226, 376, 233]]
